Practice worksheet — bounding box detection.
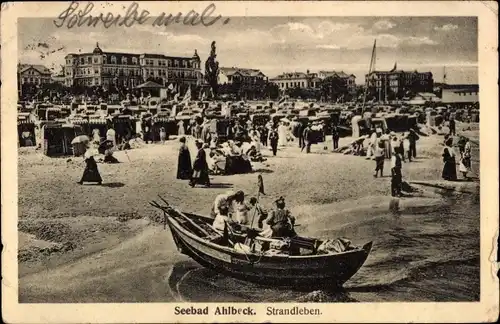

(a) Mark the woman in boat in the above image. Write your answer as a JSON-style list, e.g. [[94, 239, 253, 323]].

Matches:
[[458, 137, 472, 179], [190, 140, 210, 188], [176, 136, 192, 180], [266, 197, 296, 238], [212, 204, 233, 232], [78, 142, 103, 185], [442, 137, 457, 181]]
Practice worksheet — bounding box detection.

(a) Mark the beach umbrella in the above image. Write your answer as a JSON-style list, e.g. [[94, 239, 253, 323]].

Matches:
[[71, 135, 90, 144]]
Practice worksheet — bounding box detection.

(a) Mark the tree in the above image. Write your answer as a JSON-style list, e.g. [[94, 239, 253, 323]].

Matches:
[[320, 76, 348, 102]]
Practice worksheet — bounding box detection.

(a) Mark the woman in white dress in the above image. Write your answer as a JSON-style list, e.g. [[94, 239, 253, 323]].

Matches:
[[177, 120, 185, 136], [278, 122, 287, 147]]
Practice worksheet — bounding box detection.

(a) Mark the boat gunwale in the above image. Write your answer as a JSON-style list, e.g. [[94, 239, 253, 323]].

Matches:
[[166, 209, 372, 260]]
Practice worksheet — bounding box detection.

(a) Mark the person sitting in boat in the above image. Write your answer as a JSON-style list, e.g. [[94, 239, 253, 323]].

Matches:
[[266, 196, 296, 238], [211, 190, 245, 218], [212, 204, 233, 232]]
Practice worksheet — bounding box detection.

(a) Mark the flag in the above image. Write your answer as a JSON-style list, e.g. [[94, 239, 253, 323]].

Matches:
[[390, 62, 397, 72], [173, 93, 180, 102], [168, 83, 174, 91], [180, 86, 191, 104], [278, 97, 286, 105], [257, 174, 265, 195]]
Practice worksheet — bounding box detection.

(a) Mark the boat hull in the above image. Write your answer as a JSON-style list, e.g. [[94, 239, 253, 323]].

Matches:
[[167, 216, 372, 289]]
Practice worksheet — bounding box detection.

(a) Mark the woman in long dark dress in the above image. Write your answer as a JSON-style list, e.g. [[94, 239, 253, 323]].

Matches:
[[78, 144, 102, 185], [189, 140, 210, 188], [442, 138, 457, 181], [176, 137, 192, 180]]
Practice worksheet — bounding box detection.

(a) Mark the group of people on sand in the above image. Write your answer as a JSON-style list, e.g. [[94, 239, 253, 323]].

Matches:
[[442, 134, 473, 181], [176, 136, 211, 188], [210, 190, 297, 239]]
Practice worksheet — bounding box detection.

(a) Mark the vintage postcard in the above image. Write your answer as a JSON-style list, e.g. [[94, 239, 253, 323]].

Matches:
[[1, 1, 499, 323]]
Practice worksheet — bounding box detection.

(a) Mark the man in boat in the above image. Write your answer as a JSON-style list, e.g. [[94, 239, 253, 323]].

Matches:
[[266, 196, 296, 238], [210, 190, 245, 218]]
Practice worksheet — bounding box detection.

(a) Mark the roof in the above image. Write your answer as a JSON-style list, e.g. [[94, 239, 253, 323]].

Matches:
[[136, 81, 164, 89], [319, 70, 354, 78], [220, 67, 266, 77], [65, 45, 195, 62], [271, 72, 308, 80], [18, 64, 52, 75], [442, 84, 479, 91], [367, 70, 432, 76]]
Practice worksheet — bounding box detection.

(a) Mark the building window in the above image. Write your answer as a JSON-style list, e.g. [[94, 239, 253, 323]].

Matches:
[[111, 56, 117, 64], [122, 57, 128, 65], [103, 56, 107, 64], [94, 69, 99, 74], [132, 57, 138, 65]]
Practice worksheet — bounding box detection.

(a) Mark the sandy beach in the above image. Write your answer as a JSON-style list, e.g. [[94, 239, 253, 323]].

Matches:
[[18, 123, 480, 302]]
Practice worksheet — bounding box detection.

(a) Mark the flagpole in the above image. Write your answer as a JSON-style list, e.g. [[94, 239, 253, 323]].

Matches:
[[362, 39, 376, 114]]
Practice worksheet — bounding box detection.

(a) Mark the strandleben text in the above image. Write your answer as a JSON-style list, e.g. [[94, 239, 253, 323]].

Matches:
[[172, 305, 322, 316]]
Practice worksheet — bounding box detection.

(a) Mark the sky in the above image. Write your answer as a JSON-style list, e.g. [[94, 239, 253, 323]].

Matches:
[[18, 16, 478, 84]]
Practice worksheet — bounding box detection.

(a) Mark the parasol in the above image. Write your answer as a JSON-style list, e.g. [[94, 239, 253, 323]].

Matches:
[[71, 135, 90, 144]]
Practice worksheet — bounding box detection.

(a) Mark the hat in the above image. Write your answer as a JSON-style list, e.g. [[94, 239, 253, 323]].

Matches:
[[275, 196, 285, 204]]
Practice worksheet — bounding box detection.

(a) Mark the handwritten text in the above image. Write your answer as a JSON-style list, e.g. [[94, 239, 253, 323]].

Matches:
[[53, 1, 230, 29]]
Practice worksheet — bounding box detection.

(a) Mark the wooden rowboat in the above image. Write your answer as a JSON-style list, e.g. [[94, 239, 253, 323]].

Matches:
[[151, 200, 373, 289]]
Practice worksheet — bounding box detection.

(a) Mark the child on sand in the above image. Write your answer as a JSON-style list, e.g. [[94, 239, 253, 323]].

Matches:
[[374, 141, 386, 178]]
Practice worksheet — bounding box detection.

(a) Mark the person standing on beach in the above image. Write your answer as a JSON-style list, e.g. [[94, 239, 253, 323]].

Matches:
[[159, 127, 167, 144], [374, 141, 386, 178], [407, 128, 420, 160], [269, 127, 279, 156], [458, 137, 472, 179], [442, 137, 457, 181], [190, 140, 210, 188], [380, 129, 392, 159], [391, 146, 403, 197], [301, 123, 312, 153], [449, 116, 456, 136], [78, 142, 102, 185], [177, 120, 185, 136], [259, 125, 268, 147], [176, 137, 192, 180], [366, 128, 377, 159], [331, 125, 340, 151], [294, 121, 302, 149]]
